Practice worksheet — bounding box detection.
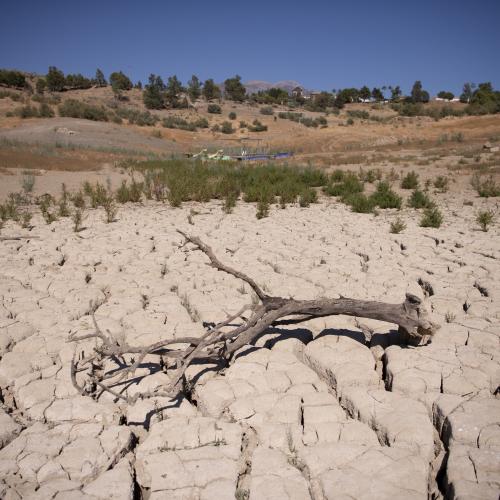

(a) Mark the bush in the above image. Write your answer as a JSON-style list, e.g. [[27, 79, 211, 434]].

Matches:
[[228, 111, 237, 120], [116, 108, 158, 126], [39, 103, 55, 118], [194, 117, 209, 128], [256, 200, 270, 219], [260, 106, 274, 115], [162, 116, 196, 131], [59, 99, 109, 121], [471, 174, 500, 197], [476, 210, 495, 231], [207, 104, 221, 114], [390, 217, 407, 233], [221, 121, 234, 134], [401, 171, 419, 189], [347, 110, 369, 120], [370, 181, 402, 209], [249, 119, 267, 132], [298, 188, 318, 207], [408, 189, 434, 209], [15, 105, 39, 118], [433, 176, 449, 192], [420, 206, 443, 228], [278, 111, 302, 122], [323, 173, 363, 197], [346, 193, 375, 213], [0, 69, 26, 88]]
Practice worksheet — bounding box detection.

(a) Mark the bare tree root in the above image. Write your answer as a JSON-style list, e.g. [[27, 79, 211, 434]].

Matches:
[[69, 231, 439, 404]]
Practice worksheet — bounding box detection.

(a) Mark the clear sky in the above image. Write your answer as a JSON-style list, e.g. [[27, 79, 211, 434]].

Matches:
[[1, 0, 499, 96]]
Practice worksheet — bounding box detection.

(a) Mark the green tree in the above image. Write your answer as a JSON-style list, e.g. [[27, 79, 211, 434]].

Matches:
[[165, 75, 184, 107], [224, 75, 246, 102], [202, 78, 221, 101], [109, 71, 132, 92], [65, 73, 92, 89], [95, 69, 107, 87], [437, 91, 454, 100], [359, 86, 371, 101], [143, 74, 165, 109], [371, 87, 384, 101], [36, 78, 46, 94], [389, 85, 402, 101], [187, 75, 201, 101], [0, 69, 26, 88], [46, 66, 65, 92], [460, 82, 475, 103], [268, 87, 288, 103], [410, 81, 430, 103]]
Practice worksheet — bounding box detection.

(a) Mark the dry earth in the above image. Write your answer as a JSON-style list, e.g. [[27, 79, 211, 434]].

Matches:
[[0, 187, 499, 499]]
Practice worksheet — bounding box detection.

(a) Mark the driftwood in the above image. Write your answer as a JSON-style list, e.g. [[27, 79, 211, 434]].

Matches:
[[70, 231, 439, 403]]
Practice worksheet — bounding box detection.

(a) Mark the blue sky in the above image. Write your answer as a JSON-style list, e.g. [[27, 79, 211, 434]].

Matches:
[[1, 0, 499, 95]]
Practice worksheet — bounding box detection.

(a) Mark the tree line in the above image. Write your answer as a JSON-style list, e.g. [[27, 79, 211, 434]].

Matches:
[[1, 67, 499, 115]]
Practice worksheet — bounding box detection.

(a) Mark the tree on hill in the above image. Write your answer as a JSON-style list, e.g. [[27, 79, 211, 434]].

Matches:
[[359, 86, 371, 101], [267, 87, 288, 103], [371, 87, 384, 101], [65, 73, 92, 90], [467, 82, 500, 114], [136, 81, 143, 90], [202, 78, 221, 101], [165, 75, 185, 108], [143, 74, 166, 109], [36, 78, 46, 94], [460, 82, 475, 103], [46, 66, 66, 92], [334, 88, 359, 108], [109, 71, 133, 92], [224, 75, 246, 102], [388, 85, 402, 101], [0, 69, 26, 88], [308, 91, 333, 111], [95, 69, 107, 87], [187, 75, 202, 101], [410, 81, 430, 103], [437, 91, 454, 100]]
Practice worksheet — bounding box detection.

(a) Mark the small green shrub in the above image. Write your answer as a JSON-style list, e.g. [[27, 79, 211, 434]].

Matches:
[[260, 106, 274, 115], [370, 181, 402, 209], [256, 199, 270, 219], [228, 111, 237, 120], [433, 176, 449, 192], [298, 188, 317, 207], [103, 195, 117, 223], [401, 171, 419, 189], [249, 119, 267, 132], [323, 173, 363, 197], [21, 172, 36, 194], [72, 208, 84, 232], [420, 206, 443, 228], [207, 104, 221, 114], [390, 217, 407, 233], [471, 174, 500, 197], [346, 193, 375, 213], [476, 210, 495, 231], [59, 99, 109, 122], [221, 121, 234, 134], [408, 189, 434, 209]]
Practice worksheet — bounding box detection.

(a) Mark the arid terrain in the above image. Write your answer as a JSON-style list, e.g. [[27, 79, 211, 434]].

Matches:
[[0, 87, 499, 500]]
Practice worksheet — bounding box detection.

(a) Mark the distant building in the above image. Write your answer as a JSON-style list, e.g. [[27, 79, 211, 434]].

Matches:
[[291, 86, 304, 98]]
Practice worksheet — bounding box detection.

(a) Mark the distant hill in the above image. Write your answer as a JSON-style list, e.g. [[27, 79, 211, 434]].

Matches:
[[243, 80, 306, 95]]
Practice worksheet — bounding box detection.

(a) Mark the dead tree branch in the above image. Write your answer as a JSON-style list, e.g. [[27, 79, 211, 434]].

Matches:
[[69, 233, 439, 403]]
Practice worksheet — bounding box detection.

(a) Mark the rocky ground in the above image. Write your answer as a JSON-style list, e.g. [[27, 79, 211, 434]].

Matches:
[[0, 194, 499, 499]]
